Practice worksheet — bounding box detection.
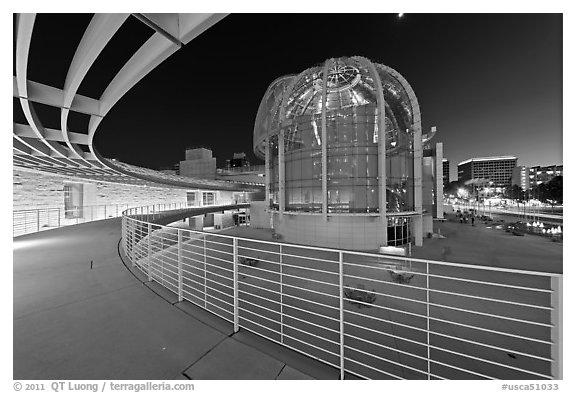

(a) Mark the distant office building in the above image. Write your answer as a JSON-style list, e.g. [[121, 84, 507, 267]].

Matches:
[[226, 152, 250, 169], [179, 148, 216, 179], [457, 156, 517, 189], [512, 166, 529, 191], [442, 159, 450, 187], [529, 165, 563, 188]]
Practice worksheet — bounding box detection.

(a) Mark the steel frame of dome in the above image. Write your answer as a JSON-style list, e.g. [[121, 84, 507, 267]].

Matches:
[[13, 13, 255, 191]]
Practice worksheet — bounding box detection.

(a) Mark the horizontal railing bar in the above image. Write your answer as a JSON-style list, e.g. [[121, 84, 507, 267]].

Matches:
[[428, 316, 553, 345], [244, 265, 339, 290], [239, 278, 340, 315], [280, 250, 340, 265], [344, 296, 418, 313], [343, 331, 429, 363], [426, 287, 553, 311], [429, 330, 552, 361], [204, 253, 233, 265], [270, 260, 340, 277], [237, 289, 282, 309], [237, 304, 282, 327], [430, 302, 554, 328], [343, 355, 404, 380], [341, 251, 562, 278], [280, 308, 340, 335], [427, 358, 496, 380], [204, 269, 233, 285], [344, 319, 427, 349], [281, 331, 340, 359], [239, 272, 340, 302], [343, 343, 428, 377], [428, 343, 553, 379]]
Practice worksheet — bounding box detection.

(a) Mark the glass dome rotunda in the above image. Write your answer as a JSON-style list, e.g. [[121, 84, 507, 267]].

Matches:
[[253, 56, 421, 216]]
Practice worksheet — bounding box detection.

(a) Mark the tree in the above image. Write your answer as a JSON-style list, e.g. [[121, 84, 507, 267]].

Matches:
[[504, 184, 525, 208], [547, 176, 563, 204], [532, 176, 563, 205], [444, 180, 464, 197]]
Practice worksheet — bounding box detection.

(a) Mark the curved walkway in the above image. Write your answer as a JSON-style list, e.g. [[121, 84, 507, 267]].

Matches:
[[13, 219, 337, 380]]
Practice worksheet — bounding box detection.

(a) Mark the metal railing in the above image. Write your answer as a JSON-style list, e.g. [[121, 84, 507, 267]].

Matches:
[[121, 204, 562, 380], [13, 202, 189, 237]]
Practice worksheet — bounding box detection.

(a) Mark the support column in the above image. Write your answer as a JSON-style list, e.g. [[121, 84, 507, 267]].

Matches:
[[233, 237, 239, 333], [147, 223, 152, 282], [265, 136, 271, 206], [177, 230, 183, 302], [279, 128, 285, 218], [339, 250, 345, 380], [321, 59, 332, 221], [413, 121, 423, 245], [551, 275, 563, 379], [435, 141, 444, 219], [360, 57, 387, 245]]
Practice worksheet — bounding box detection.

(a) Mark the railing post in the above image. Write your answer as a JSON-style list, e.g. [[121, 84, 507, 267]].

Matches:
[[280, 244, 284, 344], [551, 275, 563, 379], [204, 234, 207, 308], [116, 204, 119, 217], [147, 223, 153, 282], [104, 205, 107, 218], [177, 230, 183, 302], [427, 262, 431, 379], [339, 250, 344, 380], [57, 208, 61, 228], [160, 230, 164, 286], [233, 237, 239, 333], [130, 220, 136, 267], [36, 209, 40, 233]]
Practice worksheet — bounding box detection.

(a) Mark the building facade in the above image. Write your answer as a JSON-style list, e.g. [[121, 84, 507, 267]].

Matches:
[[442, 159, 450, 188], [253, 56, 440, 250], [226, 152, 250, 169], [179, 148, 217, 179], [512, 166, 529, 191], [457, 156, 518, 190], [529, 165, 563, 188]]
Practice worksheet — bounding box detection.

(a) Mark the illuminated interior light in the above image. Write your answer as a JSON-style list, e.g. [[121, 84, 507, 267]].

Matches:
[[311, 119, 321, 146]]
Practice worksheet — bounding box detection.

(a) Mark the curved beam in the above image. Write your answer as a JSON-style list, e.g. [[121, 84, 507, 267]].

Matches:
[[88, 32, 179, 164], [61, 14, 129, 167], [15, 14, 88, 167], [15, 13, 35, 100]]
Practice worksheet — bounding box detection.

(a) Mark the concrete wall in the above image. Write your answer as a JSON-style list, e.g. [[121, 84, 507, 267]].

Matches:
[[422, 156, 435, 215], [273, 214, 386, 251], [423, 214, 434, 237], [188, 216, 204, 230], [214, 212, 234, 230], [249, 201, 271, 229], [179, 159, 216, 179], [13, 168, 188, 211]]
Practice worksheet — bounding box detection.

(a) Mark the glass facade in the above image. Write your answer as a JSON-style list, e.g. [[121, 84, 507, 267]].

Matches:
[[254, 57, 422, 246]]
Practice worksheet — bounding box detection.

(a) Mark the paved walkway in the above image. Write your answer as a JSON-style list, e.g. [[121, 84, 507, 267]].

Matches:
[[13, 219, 337, 380]]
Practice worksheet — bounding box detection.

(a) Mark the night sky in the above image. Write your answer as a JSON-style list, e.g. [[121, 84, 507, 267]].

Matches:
[[19, 13, 563, 181]]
